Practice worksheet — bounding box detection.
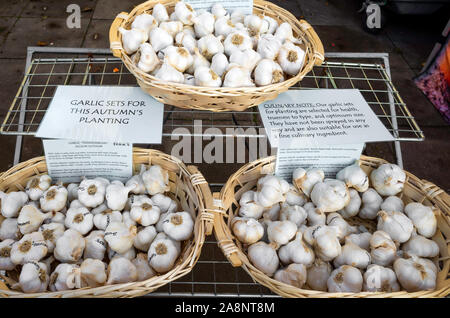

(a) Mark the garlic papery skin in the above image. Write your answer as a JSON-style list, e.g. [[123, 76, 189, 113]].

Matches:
[[279, 204, 307, 227], [257, 175, 290, 194], [67, 183, 79, 202], [262, 203, 281, 221], [222, 64, 255, 87], [194, 66, 222, 87], [229, 48, 261, 71], [404, 202, 437, 238], [152, 3, 169, 23], [159, 21, 183, 38], [162, 211, 194, 241], [151, 193, 178, 214], [214, 17, 235, 37], [370, 163, 406, 196], [119, 27, 148, 55], [149, 27, 173, 52], [39, 222, 65, 253], [238, 191, 264, 219], [338, 189, 361, 218], [224, 31, 253, 56], [155, 60, 185, 84], [26, 175, 51, 201], [142, 165, 170, 196], [19, 261, 49, 293], [231, 217, 264, 244], [274, 22, 299, 43], [197, 34, 225, 60], [106, 257, 138, 285], [11, 232, 47, 265], [303, 225, 341, 261], [278, 232, 315, 266], [310, 179, 350, 213], [148, 236, 180, 273], [244, 14, 269, 35], [186, 48, 211, 74], [174, 1, 196, 25], [292, 168, 325, 197], [363, 264, 400, 292], [132, 253, 156, 281], [248, 241, 279, 277], [165, 46, 194, 72], [0, 218, 21, 241], [77, 179, 106, 208], [134, 226, 157, 251], [336, 163, 369, 192], [254, 59, 284, 86], [137, 43, 159, 73], [304, 202, 326, 226], [255, 185, 284, 208], [130, 196, 161, 226], [380, 196, 404, 213], [65, 206, 94, 235], [0, 191, 29, 218], [49, 263, 79, 291], [263, 16, 278, 34], [327, 265, 363, 293], [106, 180, 136, 211], [377, 210, 414, 243], [108, 246, 136, 261], [393, 255, 437, 292], [267, 220, 297, 247], [80, 258, 107, 287], [93, 208, 122, 231], [326, 213, 358, 242], [175, 32, 197, 54], [402, 234, 439, 258], [274, 263, 307, 288], [84, 230, 106, 260], [104, 222, 137, 254], [194, 11, 215, 38], [54, 229, 85, 263], [43, 211, 65, 225], [345, 232, 372, 251], [70, 199, 86, 209], [370, 230, 397, 266], [0, 239, 15, 270], [333, 240, 371, 269], [284, 185, 306, 206], [131, 13, 157, 34], [307, 258, 332, 291], [17, 204, 51, 234], [277, 40, 305, 76], [358, 188, 383, 220], [256, 34, 282, 60]]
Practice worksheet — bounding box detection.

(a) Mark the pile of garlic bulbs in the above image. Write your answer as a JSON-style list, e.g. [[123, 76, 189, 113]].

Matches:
[[0, 165, 194, 293], [232, 162, 440, 293], [120, 2, 306, 87]]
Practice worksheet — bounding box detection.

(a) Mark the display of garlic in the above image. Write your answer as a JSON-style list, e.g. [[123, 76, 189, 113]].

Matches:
[[333, 240, 371, 269], [77, 179, 106, 208], [197, 34, 224, 60], [363, 264, 400, 292], [404, 202, 437, 238], [303, 225, 341, 261], [65, 206, 94, 235], [327, 265, 363, 293], [54, 229, 85, 263], [106, 257, 138, 285], [0, 191, 29, 218], [370, 230, 397, 266], [244, 14, 269, 35], [26, 175, 52, 201], [148, 235, 180, 273], [39, 222, 65, 253], [84, 230, 107, 260], [256, 184, 285, 208], [132, 253, 156, 281], [104, 221, 137, 254], [40, 185, 68, 212], [237, 191, 264, 219], [18, 261, 49, 293], [370, 164, 406, 196], [306, 258, 332, 291], [338, 189, 361, 218], [231, 217, 264, 244], [377, 210, 413, 243], [248, 241, 279, 277], [274, 263, 307, 288], [134, 226, 157, 251], [17, 204, 51, 234], [310, 179, 350, 213], [10, 231, 47, 265], [402, 234, 439, 258], [0, 239, 15, 270], [278, 232, 315, 266], [358, 188, 383, 220], [257, 175, 290, 194], [393, 255, 437, 292]]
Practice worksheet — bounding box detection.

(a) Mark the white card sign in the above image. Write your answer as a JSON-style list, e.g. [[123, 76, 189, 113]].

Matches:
[[185, 0, 253, 15], [36, 86, 164, 144], [43, 139, 132, 183]]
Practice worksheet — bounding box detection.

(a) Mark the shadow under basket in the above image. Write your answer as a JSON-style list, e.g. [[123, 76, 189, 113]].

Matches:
[[0, 148, 214, 298], [109, 0, 324, 112], [212, 155, 450, 298]]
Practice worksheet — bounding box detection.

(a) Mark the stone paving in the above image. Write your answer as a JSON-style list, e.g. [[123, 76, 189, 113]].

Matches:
[[0, 0, 448, 191]]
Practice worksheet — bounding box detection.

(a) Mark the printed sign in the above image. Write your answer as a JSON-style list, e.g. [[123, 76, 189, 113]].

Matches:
[[186, 0, 253, 15]]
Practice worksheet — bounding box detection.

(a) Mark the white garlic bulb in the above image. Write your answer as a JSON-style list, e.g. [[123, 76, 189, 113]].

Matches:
[[54, 229, 85, 263], [149, 27, 173, 52], [186, 48, 211, 74], [377, 210, 414, 243], [148, 235, 180, 273], [304, 202, 326, 226], [402, 234, 439, 258], [0, 191, 29, 218], [277, 40, 305, 76], [254, 59, 284, 86], [154, 61, 185, 83], [106, 257, 138, 285], [224, 31, 253, 56], [65, 206, 94, 235], [244, 14, 269, 35], [108, 246, 136, 261], [257, 175, 290, 194], [152, 3, 169, 23], [370, 230, 397, 266], [84, 230, 107, 260], [134, 226, 157, 251], [194, 66, 222, 87], [256, 34, 282, 60], [49, 263, 79, 291], [380, 196, 404, 213], [274, 263, 307, 288], [80, 258, 107, 287], [19, 261, 49, 293], [229, 48, 261, 71], [358, 188, 383, 220], [363, 264, 400, 292], [11, 232, 47, 265], [151, 193, 177, 214], [247, 241, 279, 277], [106, 180, 135, 211], [0, 239, 15, 270], [93, 208, 122, 231], [393, 255, 437, 292], [162, 211, 194, 241], [39, 186, 67, 213], [292, 168, 325, 197], [142, 165, 170, 195], [237, 191, 263, 219], [175, 31, 197, 54], [274, 22, 298, 43], [267, 220, 297, 247], [231, 217, 264, 244], [214, 17, 235, 37], [159, 21, 183, 37], [263, 16, 278, 34], [327, 265, 363, 293], [336, 163, 369, 192], [131, 13, 157, 34], [39, 222, 65, 253], [132, 253, 156, 281], [278, 232, 315, 266], [279, 203, 307, 227], [119, 27, 148, 55], [211, 3, 228, 19], [26, 175, 52, 201], [284, 185, 306, 206], [230, 9, 245, 24], [164, 46, 194, 72], [104, 222, 137, 254], [345, 232, 372, 251], [17, 204, 51, 234], [130, 196, 161, 226], [338, 189, 361, 218], [77, 178, 106, 208], [370, 164, 406, 196], [306, 258, 332, 291], [197, 34, 225, 60], [303, 225, 341, 261], [137, 43, 159, 73], [0, 217, 21, 240], [174, 1, 196, 25], [326, 213, 358, 242], [333, 240, 371, 269], [222, 63, 255, 87], [310, 179, 350, 213], [194, 11, 215, 38], [208, 54, 228, 78], [404, 202, 437, 238]]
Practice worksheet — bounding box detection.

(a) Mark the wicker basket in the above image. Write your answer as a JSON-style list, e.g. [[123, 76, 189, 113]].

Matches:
[[213, 155, 450, 298], [109, 0, 324, 112], [0, 148, 215, 298]]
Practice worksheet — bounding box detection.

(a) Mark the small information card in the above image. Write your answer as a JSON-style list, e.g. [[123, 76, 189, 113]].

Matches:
[[43, 139, 132, 183], [186, 0, 253, 15]]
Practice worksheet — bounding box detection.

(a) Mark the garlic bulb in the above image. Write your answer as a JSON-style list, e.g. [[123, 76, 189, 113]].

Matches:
[[267, 220, 297, 247], [238, 191, 264, 219], [274, 263, 307, 288], [194, 66, 222, 87], [70, 199, 86, 209], [106, 181, 135, 211], [93, 208, 122, 230], [279, 203, 307, 227], [119, 27, 148, 55], [77, 179, 106, 208], [130, 196, 161, 226], [104, 222, 137, 254], [393, 255, 437, 292], [159, 21, 183, 37], [370, 164, 406, 196], [402, 234, 439, 258], [326, 213, 358, 242], [0, 239, 15, 270], [278, 232, 315, 266], [358, 188, 383, 220], [151, 193, 178, 214], [54, 229, 85, 263], [108, 246, 136, 261], [223, 64, 255, 87], [149, 27, 173, 52], [65, 206, 94, 235], [80, 258, 107, 287], [277, 40, 305, 76], [26, 175, 52, 201], [106, 257, 138, 285], [262, 203, 281, 221], [338, 189, 361, 218], [132, 253, 156, 281], [254, 59, 284, 86], [84, 230, 106, 260], [229, 48, 261, 71], [336, 163, 369, 192], [214, 17, 235, 37], [0, 191, 29, 217], [43, 211, 65, 225], [333, 240, 371, 269], [263, 16, 278, 34], [306, 258, 332, 291], [137, 43, 159, 73], [174, 1, 196, 25], [154, 61, 185, 83], [370, 230, 397, 266], [197, 34, 224, 60], [163, 46, 194, 72], [11, 232, 47, 265], [255, 185, 284, 209], [380, 196, 404, 213], [284, 185, 307, 206], [162, 211, 194, 241], [230, 9, 245, 24], [131, 13, 157, 34], [0, 218, 21, 240], [186, 48, 211, 74], [244, 14, 269, 35], [40, 185, 68, 212], [257, 175, 290, 194], [304, 202, 326, 226], [152, 3, 169, 23], [345, 232, 372, 251], [67, 183, 79, 202], [377, 210, 413, 243], [142, 165, 170, 195], [194, 11, 215, 38], [39, 222, 65, 253], [274, 22, 297, 43], [247, 241, 279, 277], [404, 202, 437, 238], [292, 168, 324, 197], [303, 225, 341, 261], [148, 235, 180, 273], [327, 265, 363, 293], [256, 34, 282, 60], [19, 261, 49, 293], [134, 226, 157, 251], [49, 263, 79, 291], [231, 216, 264, 244], [363, 264, 400, 292], [310, 179, 350, 213], [224, 31, 253, 56], [175, 31, 197, 54], [211, 3, 228, 19], [17, 204, 51, 234]]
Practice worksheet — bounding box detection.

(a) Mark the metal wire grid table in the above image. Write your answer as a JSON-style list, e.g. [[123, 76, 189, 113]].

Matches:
[[0, 47, 425, 297]]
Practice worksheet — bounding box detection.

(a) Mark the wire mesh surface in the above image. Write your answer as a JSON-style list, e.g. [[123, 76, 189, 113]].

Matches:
[[1, 54, 423, 141]]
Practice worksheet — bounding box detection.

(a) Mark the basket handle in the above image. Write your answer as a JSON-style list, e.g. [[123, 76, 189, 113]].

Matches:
[[299, 19, 325, 66], [109, 12, 129, 58]]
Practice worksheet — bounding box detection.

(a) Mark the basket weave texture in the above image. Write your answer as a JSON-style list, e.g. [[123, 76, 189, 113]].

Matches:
[[109, 0, 325, 112], [213, 155, 450, 298], [0, 148, 214, 298]]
